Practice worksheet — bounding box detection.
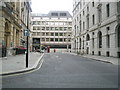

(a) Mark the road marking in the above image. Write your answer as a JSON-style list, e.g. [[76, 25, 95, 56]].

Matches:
[[36, 59, 44, 70], [2, 59, 45, 78]]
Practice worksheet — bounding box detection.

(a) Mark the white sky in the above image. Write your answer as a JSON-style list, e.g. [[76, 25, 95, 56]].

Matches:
[[31, 0, 73, 15]]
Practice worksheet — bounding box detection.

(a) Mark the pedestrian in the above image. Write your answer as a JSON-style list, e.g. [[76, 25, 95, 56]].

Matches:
[[54, 49, 56, 53]]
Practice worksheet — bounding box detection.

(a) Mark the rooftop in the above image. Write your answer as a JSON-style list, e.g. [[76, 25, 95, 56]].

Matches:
[[31, 11, 72, 18]]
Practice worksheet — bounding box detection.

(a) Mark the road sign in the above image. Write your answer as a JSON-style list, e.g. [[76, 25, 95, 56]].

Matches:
[[24, 29, 29, 36]]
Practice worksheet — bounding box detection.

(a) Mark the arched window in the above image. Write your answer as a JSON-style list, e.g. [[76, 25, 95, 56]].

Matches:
[[116, 25, 120, 47], [86, 34, 90, 41], [4, 22, 10, 48], [5, 22, 9, 31], [80, 38, 81, 49], [98, 31, 102, 48], [75, 40, 76, 50]]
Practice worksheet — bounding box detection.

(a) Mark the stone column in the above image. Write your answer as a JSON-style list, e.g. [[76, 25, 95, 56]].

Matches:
[[13, 27, 16, 48]]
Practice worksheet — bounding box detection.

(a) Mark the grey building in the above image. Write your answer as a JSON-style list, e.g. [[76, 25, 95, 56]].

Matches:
[[31, 11, 72, 52], [72, 0, 120, 58]]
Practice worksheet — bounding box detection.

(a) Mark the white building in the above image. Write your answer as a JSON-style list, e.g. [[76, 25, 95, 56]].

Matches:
[[31, 11, 72, 52], [72, 0, 120, 58]]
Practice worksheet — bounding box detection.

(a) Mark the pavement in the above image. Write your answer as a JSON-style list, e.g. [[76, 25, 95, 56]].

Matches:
[[69, 52, 119, 65], [0, 52, 44, 76]]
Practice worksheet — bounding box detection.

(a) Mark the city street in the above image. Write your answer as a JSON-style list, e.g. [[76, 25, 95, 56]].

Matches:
[[2, 52, 118, 88]]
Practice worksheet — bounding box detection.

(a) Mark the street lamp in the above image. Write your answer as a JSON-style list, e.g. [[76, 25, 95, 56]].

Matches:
[[24, 29, 29, 68]]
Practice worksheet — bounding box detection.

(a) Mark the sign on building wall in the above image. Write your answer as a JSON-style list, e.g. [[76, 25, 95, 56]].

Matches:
[[24, 29, 29, 36]]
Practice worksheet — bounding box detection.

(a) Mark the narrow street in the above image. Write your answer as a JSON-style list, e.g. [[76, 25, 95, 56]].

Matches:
[[3, 52, 118, 88]]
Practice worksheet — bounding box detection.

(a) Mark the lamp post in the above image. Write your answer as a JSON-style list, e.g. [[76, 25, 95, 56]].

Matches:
[[24, 29, 29, 68], [26, 3, 30, 68]]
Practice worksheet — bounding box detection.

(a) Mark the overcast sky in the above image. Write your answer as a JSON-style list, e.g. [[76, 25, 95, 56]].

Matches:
[[31, 0, 73, 15]]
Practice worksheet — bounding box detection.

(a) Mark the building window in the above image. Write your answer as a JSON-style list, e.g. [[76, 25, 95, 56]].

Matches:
[[87, 6, 89, 12], [51, 33, 54, 36], [92, 1, 94, 7], [37, 21, 41, 25], [106, 4, 110, 17], [51, 27, 54, 30], [74, 40, 76, 50], [92, 38, 94, 48], [46, 33, 49, 36], [55, 33, 58, 36], [97, 4, 102, 23], [80, 38, 81, 49], [68, 27, 72, 30], [42, 27, 45, 30], [106, 34, 110, 48], [87, 15, 89, 29], [59, 38, 63, 42], [46, 38, 49, 41], [79, 21, 82, 32], [106, 51, 110, 57], [60, 27, 63, 30], [59, 33, 63, 36], [33, 21, 36, 25], [42, 32, 45, 36], [37, 27, 40, 30], [92, 14, 95, 25], [98, 51, 101, 56], [60, 13, 67, 16], [46, 27, 49, 30], [86, 34, 90, 41], [98, 31, 102, 48], [55, 38, 58, 41], [68, 22, 72, 25], [76, 16, 78, 21], [51, 13, 58, 16], [116, 25, 120, 47], [83, 22, 85, 30], [64, 27, 67, 30], [33, 26, 36, 30], [80, 14, 81, 19], [42, 38, 45, 41], [55, 27, 58, 30], [107, 27, 110, 31], [83, 10, 85, 15], [83, 36, 84, 49], [50, 38, 54, 41]]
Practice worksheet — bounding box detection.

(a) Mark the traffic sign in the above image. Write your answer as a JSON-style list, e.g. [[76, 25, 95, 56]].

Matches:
[[24, 29, 29, 36]]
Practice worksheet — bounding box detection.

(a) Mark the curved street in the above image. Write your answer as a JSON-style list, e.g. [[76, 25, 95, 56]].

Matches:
[[3, 52, 118, 88]]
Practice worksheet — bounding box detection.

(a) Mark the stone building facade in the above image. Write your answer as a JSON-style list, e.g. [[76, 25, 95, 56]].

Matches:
[[31, 11, 72, 52], [0, 0, 32, 57], [72, 0, 120, 58]]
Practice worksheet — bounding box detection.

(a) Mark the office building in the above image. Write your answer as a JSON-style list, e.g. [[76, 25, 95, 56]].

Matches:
[[72, 0, 120, 58], [31, 11, 72, 52]]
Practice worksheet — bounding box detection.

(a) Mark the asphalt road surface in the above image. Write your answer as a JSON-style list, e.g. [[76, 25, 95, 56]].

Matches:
[[2, 52, 118, 88]]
